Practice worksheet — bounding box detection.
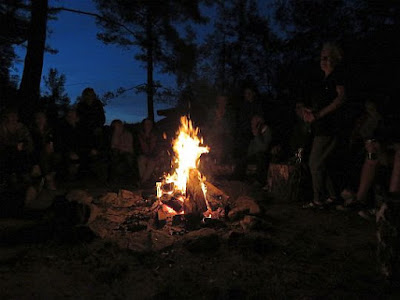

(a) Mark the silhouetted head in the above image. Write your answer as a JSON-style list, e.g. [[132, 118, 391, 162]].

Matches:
[[65, 108, 79, 126], [320, 42, 343, 75], [244, 88, 256, 103], [111, 119, 124, 134], [34, 111, 47, 128], [295, 102, 305, 119], [2, 108, 19, 127], [141, 118, 154, 135], [81, 87, 96, 105]]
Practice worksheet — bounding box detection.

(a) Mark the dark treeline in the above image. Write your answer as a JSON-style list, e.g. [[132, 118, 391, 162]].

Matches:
[[1, 0, 399, 124]]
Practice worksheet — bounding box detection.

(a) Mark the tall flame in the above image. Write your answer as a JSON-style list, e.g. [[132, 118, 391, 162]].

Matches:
[[165, 116, 209, 194]]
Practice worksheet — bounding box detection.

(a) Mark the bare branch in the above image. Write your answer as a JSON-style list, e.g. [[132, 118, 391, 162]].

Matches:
[[50, 6, 139, 39]]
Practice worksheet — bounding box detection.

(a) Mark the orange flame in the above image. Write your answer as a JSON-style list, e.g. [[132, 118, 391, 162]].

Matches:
[[165, 116, 209, 194]]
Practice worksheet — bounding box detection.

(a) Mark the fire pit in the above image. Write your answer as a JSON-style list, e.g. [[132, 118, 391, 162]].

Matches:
[[155, 116, 227, 221], [67, 116, 265, 252]]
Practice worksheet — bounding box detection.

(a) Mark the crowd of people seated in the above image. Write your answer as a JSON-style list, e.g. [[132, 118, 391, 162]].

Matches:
[[0, 88, 169, 217]]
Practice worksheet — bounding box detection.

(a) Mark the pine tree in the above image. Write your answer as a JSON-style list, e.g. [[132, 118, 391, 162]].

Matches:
[[94, 0, 208, 121]]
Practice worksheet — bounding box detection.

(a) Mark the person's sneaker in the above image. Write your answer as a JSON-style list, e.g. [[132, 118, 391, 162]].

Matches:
[[324, 197, 338, 207], [302, 200, 323, 209], [358, 208, 376, 221]]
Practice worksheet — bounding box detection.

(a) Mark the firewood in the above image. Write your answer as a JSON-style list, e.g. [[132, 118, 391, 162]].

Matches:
[[204, 181, 229, 210], [185, 169, 208, 214]]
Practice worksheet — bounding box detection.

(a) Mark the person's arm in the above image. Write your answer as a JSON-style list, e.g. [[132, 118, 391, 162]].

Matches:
[[305, 85, 345, 122], [315, 85, 345, 120]]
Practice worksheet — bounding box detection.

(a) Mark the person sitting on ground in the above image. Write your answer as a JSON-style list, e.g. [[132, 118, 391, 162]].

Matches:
[[137, 118, 159, 185], [233, 85, 264, 180], [0, 108, 34, 184], [76, 87, 106, 174], [109, 119, 136, 183], [245, 115, 272, 184], [341, 99, 383, 201], [30, 111, 58, 190], [270, 101, 312, 163], [339, 114, 399, 219], [204, 94, 235, 165], [55, 108, 83, 179]]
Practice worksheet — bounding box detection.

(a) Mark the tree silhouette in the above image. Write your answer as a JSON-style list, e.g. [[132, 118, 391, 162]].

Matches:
[[0, 0, 30, 108], [94, 0, 208, 121], [18, 0, 48, 121]]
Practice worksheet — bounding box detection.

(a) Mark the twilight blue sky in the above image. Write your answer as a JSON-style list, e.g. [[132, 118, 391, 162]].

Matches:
[[12, 0, 215, 124]]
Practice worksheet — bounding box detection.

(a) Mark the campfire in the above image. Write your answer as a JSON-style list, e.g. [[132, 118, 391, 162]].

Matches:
[[66, 116, 263, 252], [156, 116, 225, 219]]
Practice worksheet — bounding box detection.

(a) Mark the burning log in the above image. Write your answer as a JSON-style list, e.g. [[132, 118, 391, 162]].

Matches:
[[161, 195, 183, 213], [185, 169, 208, 215]]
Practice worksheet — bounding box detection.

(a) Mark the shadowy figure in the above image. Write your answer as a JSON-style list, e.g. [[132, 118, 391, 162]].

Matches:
[[233, 86, 264, 180], [247, 115, 272, 183], [0, 108, 33, 215], [204, 94, 235, 164], [76, 88, 107, 181], [30, 111, 59, 190], [55, 108, 83, 180], [341, 99, 383, 198], [138, 118, 160, 185], [109, 119, 137, 184], [303, 42, 346, 208], [0, 108, 33, 183]]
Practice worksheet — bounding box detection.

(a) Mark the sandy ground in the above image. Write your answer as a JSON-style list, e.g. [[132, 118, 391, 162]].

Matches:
[[1, 179, 398, 299]]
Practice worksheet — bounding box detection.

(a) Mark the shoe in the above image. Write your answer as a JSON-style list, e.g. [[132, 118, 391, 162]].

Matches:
[[358, 209, 376, 221], [324, 197, 338, 206], [302, 201, 323, 209]]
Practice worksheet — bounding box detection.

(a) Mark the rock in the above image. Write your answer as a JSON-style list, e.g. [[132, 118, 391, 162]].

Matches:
[[228, 196, 260, 221], [98, 192, 118, 205], [240, 215, 258, 231], [87, 204, 103, 224], [183, 228, 220, 252], [151, 230, 175, 252], [66, 189, 93, 205], [122, 231, 151, 252], [24, 188, 58, 211]]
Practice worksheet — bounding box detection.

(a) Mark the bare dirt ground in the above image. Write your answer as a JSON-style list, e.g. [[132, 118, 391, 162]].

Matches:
[[1, 178, 399, 299]]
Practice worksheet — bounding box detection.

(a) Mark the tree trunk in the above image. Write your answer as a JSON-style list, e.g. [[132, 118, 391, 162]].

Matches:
[[146, 8, 154, 122], [19, 0, 48, 122]]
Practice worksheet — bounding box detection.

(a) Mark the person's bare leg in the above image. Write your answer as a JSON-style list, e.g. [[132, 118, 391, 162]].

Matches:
[[356, 158, 378, 203], [389, 145, 400, 194]]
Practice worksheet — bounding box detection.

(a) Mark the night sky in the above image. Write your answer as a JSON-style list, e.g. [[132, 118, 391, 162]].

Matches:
[[13, 0, 210, 124]]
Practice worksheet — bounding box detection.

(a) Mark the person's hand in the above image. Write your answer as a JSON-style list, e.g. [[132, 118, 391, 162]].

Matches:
[[45, 142, 54, 154], [69, 152, 79, 160], [90, 149, 98, 156], [365, 139, 380, 153]]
